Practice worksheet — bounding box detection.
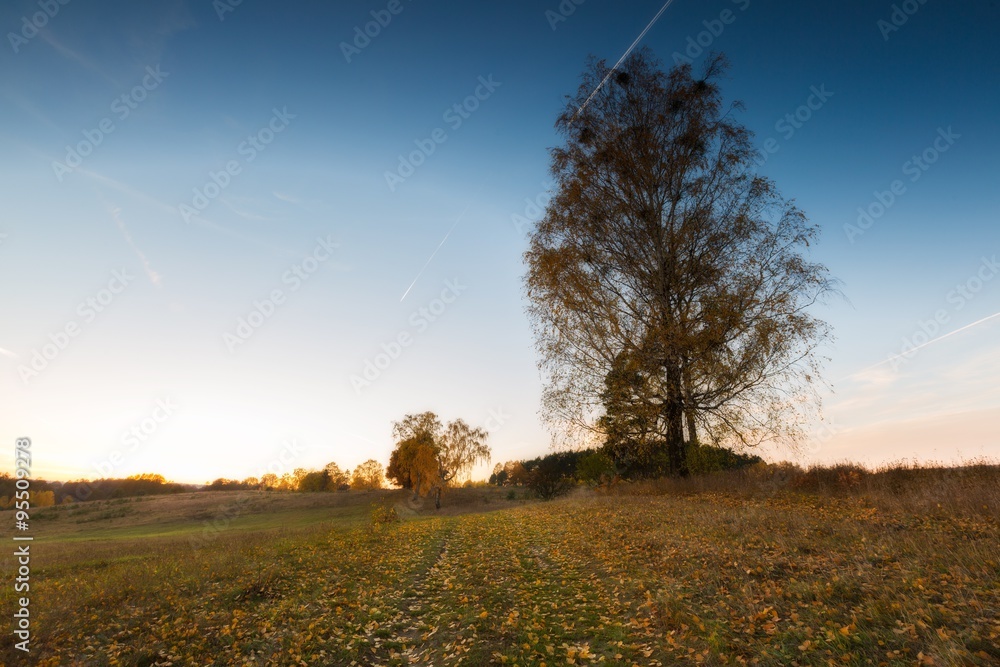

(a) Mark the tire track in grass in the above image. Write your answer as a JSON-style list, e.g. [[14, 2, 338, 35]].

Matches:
[[510, 503, 666, 665], [418, 505, 661, 665], [365, 519, 459, 665], [221, 518, 453, 665]]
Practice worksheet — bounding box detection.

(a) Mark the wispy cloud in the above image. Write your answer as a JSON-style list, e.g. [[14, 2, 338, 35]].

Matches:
[[0, 90, 63, 133], [272, 191, 301, 205], [108, 204, 162, 287], [65, 165, 294, 255], [830, 319, 1000, 427], [38, 31, 121, 87], [219, 197, 283, 222]]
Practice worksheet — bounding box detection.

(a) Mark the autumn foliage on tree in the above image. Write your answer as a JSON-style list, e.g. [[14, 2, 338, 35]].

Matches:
[[387, 413, 441, 495], [127, 473, 166, 483], [388, 411, 491, 509], [524, 50, 834, 476], [324, 462, 351, 490], [350, 459, 385, 491]]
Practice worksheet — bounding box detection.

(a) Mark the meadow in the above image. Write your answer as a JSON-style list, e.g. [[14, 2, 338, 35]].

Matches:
[[2, 464, 998, 666]]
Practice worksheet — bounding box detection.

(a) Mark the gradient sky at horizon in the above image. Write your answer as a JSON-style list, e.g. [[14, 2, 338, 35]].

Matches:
[[1, 0, 998, 484]]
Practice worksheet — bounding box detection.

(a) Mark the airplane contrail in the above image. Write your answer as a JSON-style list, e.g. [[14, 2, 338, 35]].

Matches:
[[0, 347, 19, 359], [571, 0, 679, 125], [399, 183, 486, 302], [846, 309, 1000, 381], [399, 215, 464, 303]]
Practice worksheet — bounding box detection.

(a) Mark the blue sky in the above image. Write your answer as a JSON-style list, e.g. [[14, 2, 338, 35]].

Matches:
[[1, 0, 998, 483]]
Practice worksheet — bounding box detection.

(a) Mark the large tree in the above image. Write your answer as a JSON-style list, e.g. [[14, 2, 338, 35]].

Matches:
[[524, 50, 834, 476]]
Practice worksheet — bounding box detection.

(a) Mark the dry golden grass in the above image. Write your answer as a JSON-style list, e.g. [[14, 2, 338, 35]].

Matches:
[[1, 465, 996, 665], [610, 460, 1000, 519]]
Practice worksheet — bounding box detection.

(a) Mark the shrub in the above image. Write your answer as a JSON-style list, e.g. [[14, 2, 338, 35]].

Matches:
[[370, 503, 399, 527], [576, 450, 617, 486], [528, 459, 575, 501], [685, 443, 763, 475]]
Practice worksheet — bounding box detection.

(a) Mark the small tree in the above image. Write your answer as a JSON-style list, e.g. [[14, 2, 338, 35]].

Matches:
[[489, 462, 508, 486], [297, 470, 329, 492], [528, 458, 575, 501], [505, 461, 530, 486], [432, 419, 490, 509], [323, 462, 350, 491], [30, 490, 56, 507], [387, 435, 436, 492], [350, 459, 385, 491], [389, 412, 491, 508]]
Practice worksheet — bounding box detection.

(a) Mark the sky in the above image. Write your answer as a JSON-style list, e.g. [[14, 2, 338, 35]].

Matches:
[[1, 0, 998, 484]]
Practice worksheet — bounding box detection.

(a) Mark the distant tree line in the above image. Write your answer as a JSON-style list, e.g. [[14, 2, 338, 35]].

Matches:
[[0, 472, 191, 507], [205, 459, 386, 493]]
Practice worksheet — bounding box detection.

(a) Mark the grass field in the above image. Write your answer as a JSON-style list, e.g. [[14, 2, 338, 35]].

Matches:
[[2, 470, 998, 666]]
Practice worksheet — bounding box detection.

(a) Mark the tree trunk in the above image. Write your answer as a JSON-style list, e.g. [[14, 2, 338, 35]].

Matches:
[[664, 359, 688, 477], [682, 360, 697, 447], [684, 409, 697, 447], [434, 486, 442, 510]]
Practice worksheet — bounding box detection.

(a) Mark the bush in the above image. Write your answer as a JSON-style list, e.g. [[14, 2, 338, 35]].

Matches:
[[528, 459, 575, 501], [576, 450, 617, 486], [369, 503, 399, 527], [686, 443, 763, 475]]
